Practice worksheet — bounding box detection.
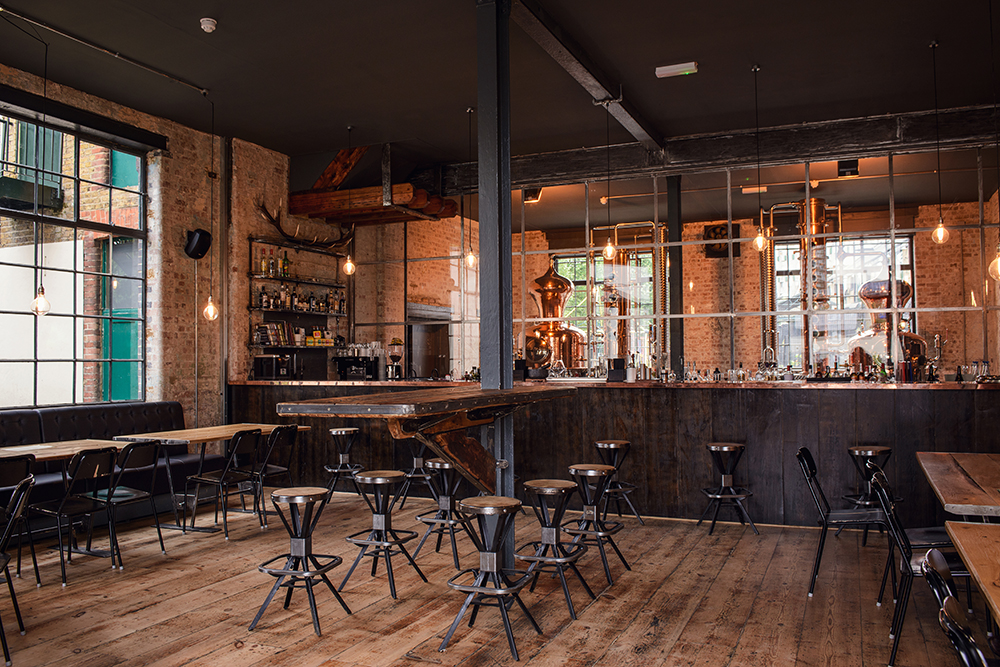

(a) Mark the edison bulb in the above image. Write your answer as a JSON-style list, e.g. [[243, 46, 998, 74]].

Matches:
[[753, 229, 767, 252], [465, 251, 477, 268], [30, 286, 50, 316], [602, 240, 616, 260], [989, 251, 1000, 282], [203, 295, 219, 321], [932, 221, 950, 244], [343, 255, 356, 276]]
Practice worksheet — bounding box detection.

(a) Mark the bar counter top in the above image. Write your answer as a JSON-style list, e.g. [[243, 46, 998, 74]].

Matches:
[[230, 378, 998, 390]]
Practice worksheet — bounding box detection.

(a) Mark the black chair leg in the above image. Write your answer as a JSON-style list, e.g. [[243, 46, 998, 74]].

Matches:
[[808, 526, 828, 598], [3, 567, 23, 636]]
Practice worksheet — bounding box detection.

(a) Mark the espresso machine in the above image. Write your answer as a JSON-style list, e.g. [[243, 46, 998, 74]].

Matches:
[[387, 338, 404, 380]]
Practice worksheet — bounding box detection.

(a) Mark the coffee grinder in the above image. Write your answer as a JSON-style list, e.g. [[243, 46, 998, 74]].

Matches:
[[387, 337, 404, 380]]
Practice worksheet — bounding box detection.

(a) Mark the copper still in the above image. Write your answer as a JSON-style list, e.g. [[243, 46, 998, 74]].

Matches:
[[848, 279, 928, 379], [524, 264, 587, 369]]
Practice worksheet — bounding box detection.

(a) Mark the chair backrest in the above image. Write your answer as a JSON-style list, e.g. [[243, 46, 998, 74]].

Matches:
[[921, 548, 958, 608], [869, 467, 912, 561], [0, 454, 34, 488], [221, 429, 261, 476], [258, 425, 296, 472], [113, 440, 161, 493], [796, 447, 831, 520], [0, 476, 34, 553], [64, 447, 118, 502], [939, 595, 990, 667]]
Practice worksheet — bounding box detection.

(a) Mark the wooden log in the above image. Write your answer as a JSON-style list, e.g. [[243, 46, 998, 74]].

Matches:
[[289, 183, 416, 217], [311, 146, 369, 190], [420, 195, 444, 216]]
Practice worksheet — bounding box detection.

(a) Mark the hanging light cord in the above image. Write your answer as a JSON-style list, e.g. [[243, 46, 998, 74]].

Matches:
[[606, 109, 611, 230], [467, 106, 474, 259], [991, 1, 1000, 233], [207, 95, 215, 290], [931, 41, 944, 225], [753, 65, 762, 227]]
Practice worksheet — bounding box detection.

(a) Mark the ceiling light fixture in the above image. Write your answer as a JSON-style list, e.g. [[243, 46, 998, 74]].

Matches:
[[200, 18, 217, 33], [602, 100, 615, 260], [342, 126, 357, 276], [202, 95, 219, 321], [929, 41, 950, 245], [655, 61, 698, 79], [751, 64, 768, 254], [28, 35, 51, 315], [523, 187, 542, 204], [464, 107, 477, 269]]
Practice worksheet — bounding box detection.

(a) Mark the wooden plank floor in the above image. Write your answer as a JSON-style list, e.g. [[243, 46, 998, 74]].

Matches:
[[2, 492, 987, 666]]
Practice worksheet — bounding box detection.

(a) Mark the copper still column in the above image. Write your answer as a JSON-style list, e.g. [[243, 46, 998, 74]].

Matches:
[[524, 264, 587, 369]]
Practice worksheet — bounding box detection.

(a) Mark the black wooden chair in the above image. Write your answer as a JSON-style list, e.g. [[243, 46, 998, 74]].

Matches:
[[0, 476, 33, 667], [29, 447, 118, 586], [103, 440, 165, 569], [237, 425, 297, 529], [0, 455, 38, 587], [796, 446, 889, 597], [184, 429, 259, 539], [871, 470, 971, 667], [938, 596, 997, 667]]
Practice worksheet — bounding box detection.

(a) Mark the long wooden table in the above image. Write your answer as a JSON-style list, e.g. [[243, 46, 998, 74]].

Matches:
[[0, 439, 121, 462], [917, 451, 1000, 516], [946, 521, 1000, 619], [277, 385, 575, 493]]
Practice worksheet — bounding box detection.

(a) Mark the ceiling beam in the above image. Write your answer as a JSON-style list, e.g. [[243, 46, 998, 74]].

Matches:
[[416, 105, 1000, 194], [311, 145, 369, 190], [511, 0, 663, 153]]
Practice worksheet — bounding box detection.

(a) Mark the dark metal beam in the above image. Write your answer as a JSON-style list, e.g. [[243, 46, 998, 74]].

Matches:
[[416, 105, 1000, 195], [510, 0, 663, 153], [666, 176, 683, 378]]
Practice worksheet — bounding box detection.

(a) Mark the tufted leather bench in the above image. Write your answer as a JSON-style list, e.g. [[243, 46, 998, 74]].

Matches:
[[0, 401, 224, 505]]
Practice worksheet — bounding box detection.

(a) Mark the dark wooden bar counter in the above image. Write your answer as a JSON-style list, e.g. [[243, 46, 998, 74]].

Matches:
[[229, 379, 1000, 528]]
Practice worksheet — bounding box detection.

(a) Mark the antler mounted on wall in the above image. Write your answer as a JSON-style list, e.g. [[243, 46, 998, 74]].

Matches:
[[255, 199, 354, 250]]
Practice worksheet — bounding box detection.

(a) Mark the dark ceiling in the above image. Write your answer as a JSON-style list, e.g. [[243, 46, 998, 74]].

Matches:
[[0, 0, 997, 224]]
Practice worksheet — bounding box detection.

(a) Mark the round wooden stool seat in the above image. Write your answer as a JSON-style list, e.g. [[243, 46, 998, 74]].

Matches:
[[354, 470, 405, 485], [425, 457, 453, 470], [271, 487, 328, 504], [329, 427, 358, 436], [845, 445, 893, 509], [592, 438, 644, 525], [706, 442, 745, 452], [524, 479, 576, 494], [460, 495, 521, 516], [594, 439, 630, 449], [568, 463, 615, 478], [698, 441, 757, 536]]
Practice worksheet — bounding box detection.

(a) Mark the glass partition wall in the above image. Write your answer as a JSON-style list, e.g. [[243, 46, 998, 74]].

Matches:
[[355, 145, 999, 381]]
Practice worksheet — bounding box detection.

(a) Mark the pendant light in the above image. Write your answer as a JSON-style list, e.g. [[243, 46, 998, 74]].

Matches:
[[202, 96, 219, 321], [929, 41, 950, 245], [342, 126, 357, 276], [602, 108, 615, 260], [751, 65, 768, 253], [464, 107, 477, 268], [30, 40, 52, 315]]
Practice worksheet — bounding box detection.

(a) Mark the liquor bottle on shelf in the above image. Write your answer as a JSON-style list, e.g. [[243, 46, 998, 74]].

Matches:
[[259, 246, 268, 275], [338, 291, 346, 314], [291, 290, 298, 311], [282, 251, 290, 278], [308, 291, 316, 312], [261, 287, 270, 310], [268, 249, 277, 277]]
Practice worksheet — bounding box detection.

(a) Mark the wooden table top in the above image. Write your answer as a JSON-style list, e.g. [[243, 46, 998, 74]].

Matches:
[[917, 451, 1000, 516], [0, 439, 121, 462], [946, 521, 1000, 619], [115, 423, 309, 445], [276, 385, 577, 418]]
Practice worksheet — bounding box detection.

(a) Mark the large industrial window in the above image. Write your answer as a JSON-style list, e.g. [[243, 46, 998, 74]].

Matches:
[[0, 112, 146, 407]]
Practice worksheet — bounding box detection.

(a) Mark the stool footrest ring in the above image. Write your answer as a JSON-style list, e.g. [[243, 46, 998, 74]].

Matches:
[[514, 541, 587, 565], [345, 528, 417, 548], [702, 487, 753, 500], [446, 567, 533, 595], [560, 518, 623, 538], [258, 553, 342, 578]]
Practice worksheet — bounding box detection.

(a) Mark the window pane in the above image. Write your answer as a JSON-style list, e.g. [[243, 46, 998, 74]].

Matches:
[[111, 237, 143, 278], [80, 141, 111, 185], [37, 314, 74, 360], [0, 264, 35, 310], [108, 361, 142, 401], [111, 189, 142, 230], [0, 314, 34, 359], [110, 150, 140, 190], [42, 224, 78, 271], [43, 269, 75, 316], [36, 361, 74, 405], [408, 216, 466, 259], [108, 319, 142, 361], [0, 362, 33, 406], [0, 217, 35, 266], [80, 184, 110, 225]]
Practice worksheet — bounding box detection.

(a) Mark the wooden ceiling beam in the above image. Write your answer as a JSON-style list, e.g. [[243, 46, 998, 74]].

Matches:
[[290, 183, 416, 217], [311, 146, 369, 190]]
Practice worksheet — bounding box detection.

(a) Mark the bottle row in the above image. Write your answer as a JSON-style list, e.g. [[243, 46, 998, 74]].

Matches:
[[257, 245, 292, 279], [256, 284, 346, 315]]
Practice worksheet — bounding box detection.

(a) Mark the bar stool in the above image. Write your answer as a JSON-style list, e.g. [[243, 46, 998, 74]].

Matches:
[[844, 445, 892, 508], [439, 496, 541, 661], [413, 458, 474, 569], [515, 479, 595, 619], [324, 427, 363, 496], [249, 487, 351, 636], [593, 439, 644, 525], [697, 442, 758, 535], [398, 440, 434, 510], [561, 463, 631, 585], [339, 470, 427, 599]]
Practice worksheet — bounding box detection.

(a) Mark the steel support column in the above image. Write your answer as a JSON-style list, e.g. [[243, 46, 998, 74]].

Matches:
[[666, 175, 684, 377]]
